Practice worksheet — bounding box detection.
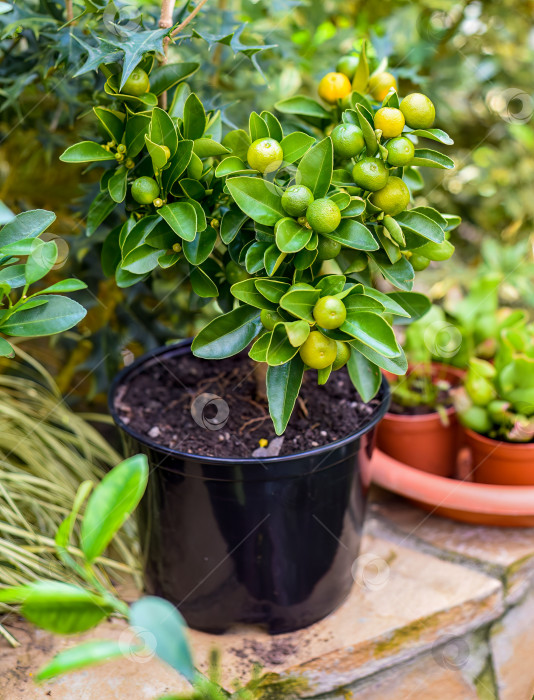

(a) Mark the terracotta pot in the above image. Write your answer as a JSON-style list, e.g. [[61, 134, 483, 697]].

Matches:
[[365, 449, 534, 527], [465, 428, 534, 486], [377, 364, 465, 477]]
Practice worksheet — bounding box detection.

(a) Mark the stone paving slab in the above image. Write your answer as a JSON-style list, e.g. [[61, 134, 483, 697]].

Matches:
[[0, 527, 503, 699], [369, 491, 534, 601]]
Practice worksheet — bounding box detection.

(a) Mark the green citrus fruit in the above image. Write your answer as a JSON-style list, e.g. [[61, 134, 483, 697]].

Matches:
[[306, 198, 341, 234], [352, 157, 389, 191], [368, 72, 397, 101], [131, 176, 160, 204], [121, 68, 150, 96], [225, 261, 250, 285], [385, 136, 415, 166], [336, 55, 359, 80], [261, 308, 283, 330], [332, 341, 351, 370], [318, 72, 352, 104], [370, 176, 410, 216], [331, 124, 365, 158], [281, 185, 314, 217], [247, 138, 284, 173], [313, 296, 347, 329], [400, 93, 436, 129], [299, 331, 337, 369], [317, 236, 342, 260], [409, 253, 430, 271], [374, 107, 405, 138]]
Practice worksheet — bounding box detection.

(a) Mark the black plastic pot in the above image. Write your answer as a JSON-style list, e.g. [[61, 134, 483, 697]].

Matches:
[[109, 340, 390, 634]]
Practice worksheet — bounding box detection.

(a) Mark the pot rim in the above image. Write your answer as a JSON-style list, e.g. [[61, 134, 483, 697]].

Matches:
[[109, 339, 391, 466], [369, 448, 534, 516], [464, 427, 534, 450]]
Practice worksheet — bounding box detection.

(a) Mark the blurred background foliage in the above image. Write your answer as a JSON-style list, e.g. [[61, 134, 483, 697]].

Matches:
[[1, 0, 533, 399]]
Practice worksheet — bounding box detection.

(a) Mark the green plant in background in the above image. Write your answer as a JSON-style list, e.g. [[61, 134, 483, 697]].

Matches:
[[456, 318, 534, 442], [0, 209, 87, 357], [61, 43, 459, 433], [0, 455, 306, 699], [386, 305, 458, 423]]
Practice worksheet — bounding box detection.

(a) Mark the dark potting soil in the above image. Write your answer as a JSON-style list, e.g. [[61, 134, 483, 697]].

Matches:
[[114, 351, 384, 458]]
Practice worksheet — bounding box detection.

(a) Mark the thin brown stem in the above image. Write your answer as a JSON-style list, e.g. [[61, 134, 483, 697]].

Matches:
[[159, 0, 177, 109], [171, 0, 209, 37], [66, 0, 73, 21]]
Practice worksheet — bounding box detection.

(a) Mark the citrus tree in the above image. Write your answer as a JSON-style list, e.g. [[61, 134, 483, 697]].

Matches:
[[60, 37, 457, 433]]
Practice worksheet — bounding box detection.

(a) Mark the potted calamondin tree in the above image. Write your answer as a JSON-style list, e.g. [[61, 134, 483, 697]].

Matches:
[[61, 44, 456, 632]]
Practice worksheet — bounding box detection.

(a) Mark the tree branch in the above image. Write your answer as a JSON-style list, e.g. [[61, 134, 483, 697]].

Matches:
[[66, 0, 73, 22], [159, 0, 176, 30], [171, 0, 209, 37]]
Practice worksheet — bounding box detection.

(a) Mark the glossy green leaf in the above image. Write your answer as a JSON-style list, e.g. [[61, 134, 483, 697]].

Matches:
[[280, 286, 320, 322], [352, 40, 369, 92], [249, 332, 271, 362], [249, 111, 270, 141], [245, 241, 269, 274], [267, 323, 300, 365], [158, 202, 197, 242], [182, 227, 217, 265], [81, 455, 148, 563], [274, 95, 331, 123], [145, 134, 169, 170], [371, 251, 414, 291], [279, 132, 315, 163], [1, 295, 85, 337], [121, 216, 160, 257], [267, 355, 305, 435], [0, 209, 55, 246], [316, 274, 346, 296], [349, 338, 408, 375], [341, 310, 400, 358], [220, 209, 248, 244], [296, 137, 333, 199], [255, 278, 291, 303], [347, 349, 381, 402], [394, 210, 445, 243], [25, 240, 58, 284], [329, 191, 351, 210], [407, 128, 453, 145], [0, 581, 115, 634], [59, 141, 115, 163], [122, 245, 161, 274], [0, 337, 14, 357], [325, 219, 378, 251], [386, 291, 432, 324], [162, 140, 194, 193], [410, 148, 455, 169], [356, 104, 378, 155], [231, 278, 275, 309], [117, 27, 168, 89], [0, 264, 26, 289], [108, 166, 127, 203], [261, 111, 284, 141], [226, 177, 285, 226], [183, 93, 206, 140], [222, 129, 251, 161], [192, 305, 262, 359], [130, 597, 195, 682], [93, 107, 124, 144], [124, 114, 151, 158], [37, 640, 129, 681], [264, 244, 286, 276], [215, 157, 249, 177], [275, 218, 312, 253], [193, 138, 230, 158], [362, 287, 410, 317], [190, 266, 218, 298], [150, 107, 178, 156], [344, 294, 384, 313], [149, 62, 200, 96], [86, 192, 116, 237], [285, 319, 310, 347]]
